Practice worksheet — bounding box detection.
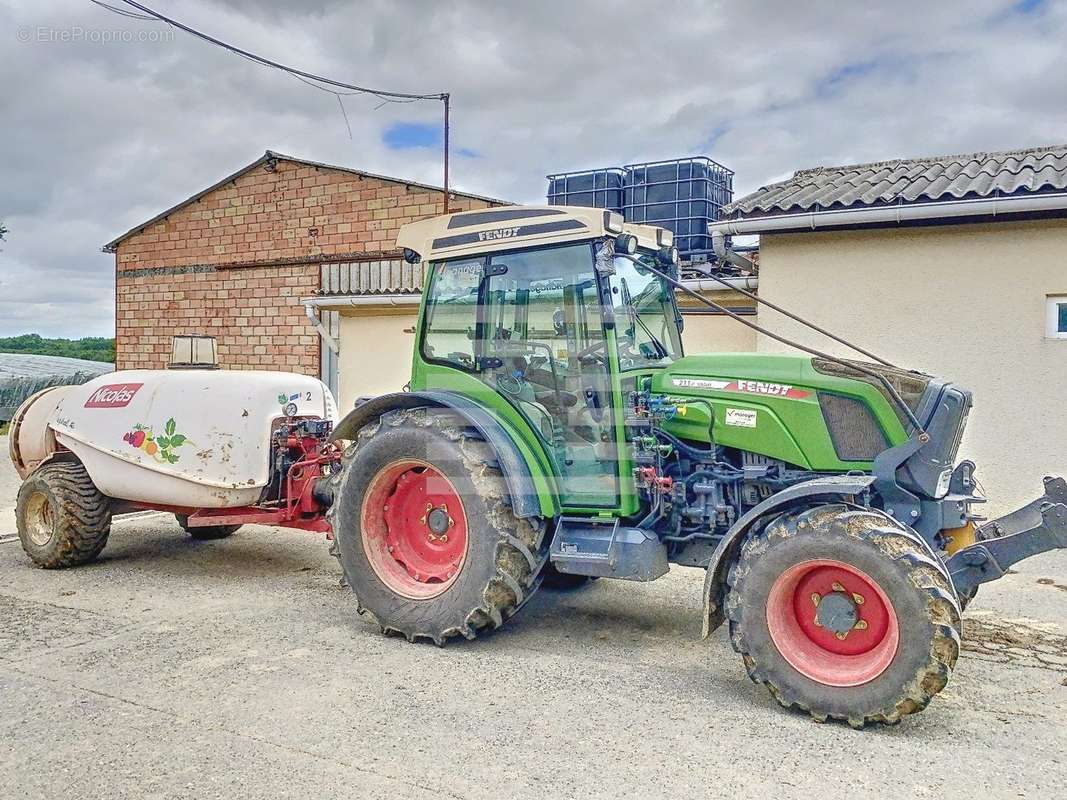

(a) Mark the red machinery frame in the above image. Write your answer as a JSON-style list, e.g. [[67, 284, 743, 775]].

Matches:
[[133, 432, 343, 535]]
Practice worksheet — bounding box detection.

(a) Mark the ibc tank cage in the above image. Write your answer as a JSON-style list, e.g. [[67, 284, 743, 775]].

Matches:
[[622, 157, 733, 259], [546, 167, 626, 213], [546, 157, 733, 260]]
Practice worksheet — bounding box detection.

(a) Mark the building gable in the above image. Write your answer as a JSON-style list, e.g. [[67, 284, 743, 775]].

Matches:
[[105, 150, 506, 264]]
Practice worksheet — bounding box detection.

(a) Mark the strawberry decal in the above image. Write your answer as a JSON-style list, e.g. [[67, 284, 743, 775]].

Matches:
[[123, 418, 190, 464], [123, 430, 147, 448]]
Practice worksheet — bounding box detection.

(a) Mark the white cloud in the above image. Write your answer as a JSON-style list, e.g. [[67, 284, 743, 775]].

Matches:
[[1, 0, 1064, 337]]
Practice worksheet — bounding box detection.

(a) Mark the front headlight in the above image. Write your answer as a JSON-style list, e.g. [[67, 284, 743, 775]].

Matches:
[[659, 245, 679, 266], [615, 233, 638, 255]]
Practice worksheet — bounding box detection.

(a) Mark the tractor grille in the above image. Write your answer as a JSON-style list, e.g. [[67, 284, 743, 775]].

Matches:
[[818, 393, 889, 462], [811, 358, 930, 426], [899, 383, 972, 497]]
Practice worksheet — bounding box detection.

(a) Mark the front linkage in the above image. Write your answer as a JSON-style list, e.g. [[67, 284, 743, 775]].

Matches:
[[948, 476, 1067, 599], [866, 427, 1067, 604]]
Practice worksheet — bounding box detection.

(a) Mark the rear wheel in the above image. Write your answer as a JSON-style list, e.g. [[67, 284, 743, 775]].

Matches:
[[328, 407, 547, 644], [725, 504, 961, 727], [16, 462, 111, 568], [175, 514, 241, 541]]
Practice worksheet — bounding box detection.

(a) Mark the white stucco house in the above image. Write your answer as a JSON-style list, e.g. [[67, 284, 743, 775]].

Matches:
[[711, 144, 1067, 513]]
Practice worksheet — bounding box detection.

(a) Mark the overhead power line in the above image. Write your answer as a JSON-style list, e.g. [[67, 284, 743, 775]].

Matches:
[[90, 0, 456, 209], [97, 0, 446, 102], [88, 0, 157, 22]]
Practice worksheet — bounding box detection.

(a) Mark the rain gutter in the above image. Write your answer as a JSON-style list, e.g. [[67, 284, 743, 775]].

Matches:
[[709, 191, 1067, 236]]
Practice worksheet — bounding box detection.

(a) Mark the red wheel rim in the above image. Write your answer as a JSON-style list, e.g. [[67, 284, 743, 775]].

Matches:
[[360, 459, 469, 600], [766, 559, 899, 687]]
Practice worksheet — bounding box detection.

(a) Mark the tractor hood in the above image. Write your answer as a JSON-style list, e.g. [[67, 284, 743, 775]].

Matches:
[[653, 352, 971, 500], [658, 353, 822, 398], [657, 353, 935, 421], [649, 353, 943, 474]]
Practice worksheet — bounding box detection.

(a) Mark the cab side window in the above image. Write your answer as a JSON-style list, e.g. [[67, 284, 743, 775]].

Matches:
[[422, 259, 483, 370]]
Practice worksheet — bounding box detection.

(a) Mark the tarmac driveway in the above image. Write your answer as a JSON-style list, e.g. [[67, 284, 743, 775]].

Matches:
[[1, 436, 1065, 799]]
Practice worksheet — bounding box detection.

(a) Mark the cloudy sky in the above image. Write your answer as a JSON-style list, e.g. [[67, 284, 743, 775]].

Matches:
[[2, 0, 1065, 338]]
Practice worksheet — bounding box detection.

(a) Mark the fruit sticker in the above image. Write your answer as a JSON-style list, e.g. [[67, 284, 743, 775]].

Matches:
[[122, 418, 191, 464]]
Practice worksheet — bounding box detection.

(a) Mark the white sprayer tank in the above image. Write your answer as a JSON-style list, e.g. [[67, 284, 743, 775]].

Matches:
[[39, 370, 338, 508]]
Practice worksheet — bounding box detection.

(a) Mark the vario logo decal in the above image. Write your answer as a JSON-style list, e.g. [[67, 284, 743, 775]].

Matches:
[[671, 377, 811, 400]]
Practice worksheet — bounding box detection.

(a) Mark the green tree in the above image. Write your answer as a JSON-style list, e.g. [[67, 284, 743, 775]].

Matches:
[[0, 334, 114, 363]]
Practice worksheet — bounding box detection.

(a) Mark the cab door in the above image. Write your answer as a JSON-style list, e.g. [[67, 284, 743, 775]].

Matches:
[[418, 241, 623, 510], [479, 242, 619, 509]]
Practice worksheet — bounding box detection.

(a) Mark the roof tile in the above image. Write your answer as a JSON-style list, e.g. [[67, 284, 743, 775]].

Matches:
[[724, 143, 1067, 217]]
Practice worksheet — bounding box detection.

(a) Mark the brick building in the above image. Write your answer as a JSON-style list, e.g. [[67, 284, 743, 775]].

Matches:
[[105, 150, 504, 387]]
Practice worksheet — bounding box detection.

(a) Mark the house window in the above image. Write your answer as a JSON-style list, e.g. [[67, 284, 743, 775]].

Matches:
[[1048, 295, 1067, 339]]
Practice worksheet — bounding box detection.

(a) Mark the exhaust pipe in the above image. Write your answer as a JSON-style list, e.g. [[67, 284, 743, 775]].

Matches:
[[711, 230, 756, 274]]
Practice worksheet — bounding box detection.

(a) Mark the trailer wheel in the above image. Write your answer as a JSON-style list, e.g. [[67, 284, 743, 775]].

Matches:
[[328, 407, 547, 645], [16, 462, 111, 568], [175, 515, 241, 541], [725, 504, 961, 727]]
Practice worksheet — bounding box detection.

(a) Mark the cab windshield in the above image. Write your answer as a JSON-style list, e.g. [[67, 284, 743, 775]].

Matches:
[[610, 250, 682, 370]]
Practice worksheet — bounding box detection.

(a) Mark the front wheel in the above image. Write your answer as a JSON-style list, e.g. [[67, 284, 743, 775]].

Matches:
[[725, 504, 962, 727], [328, 407, 547, 645]]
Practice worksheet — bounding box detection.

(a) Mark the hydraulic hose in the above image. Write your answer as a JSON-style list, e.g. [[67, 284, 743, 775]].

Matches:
[[618, 253, 928, 440]]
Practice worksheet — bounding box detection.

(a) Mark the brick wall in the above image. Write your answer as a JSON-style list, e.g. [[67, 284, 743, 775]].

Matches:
[[114, 157, 497, 372], [115, 264, 319, 372]]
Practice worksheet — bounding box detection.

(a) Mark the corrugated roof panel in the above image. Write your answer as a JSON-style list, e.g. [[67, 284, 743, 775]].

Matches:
[[966, 172, 995, 197], [318, 259, 422, 296], [1, 354, 113, 418], [1031, 164, 1064, 190], [899, 176, 933, 202], [724, 143, 1067, 217]]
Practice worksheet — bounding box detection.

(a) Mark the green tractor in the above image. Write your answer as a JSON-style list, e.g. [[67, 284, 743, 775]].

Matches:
[[327, 205, 1067, 727]]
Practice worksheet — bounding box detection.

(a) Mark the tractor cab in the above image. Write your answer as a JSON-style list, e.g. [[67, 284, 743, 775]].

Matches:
[[398, 206, 681, 511]]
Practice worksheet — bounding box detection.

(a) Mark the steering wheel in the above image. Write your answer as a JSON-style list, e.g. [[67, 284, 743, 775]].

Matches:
[[577, 339, 607, 365], [496, 372, 525, 397]]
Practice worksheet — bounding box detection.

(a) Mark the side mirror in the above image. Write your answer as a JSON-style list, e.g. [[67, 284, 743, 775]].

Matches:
[[552, 308, 566, 336]]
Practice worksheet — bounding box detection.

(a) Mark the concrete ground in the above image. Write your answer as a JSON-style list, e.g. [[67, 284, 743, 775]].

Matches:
[[1, 435, 1065, 799]]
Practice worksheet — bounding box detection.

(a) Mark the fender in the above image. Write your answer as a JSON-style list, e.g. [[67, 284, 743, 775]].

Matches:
[[700, 475, 878, 637], [8, 384, 74, 480], [331, 391, 557, 520]]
